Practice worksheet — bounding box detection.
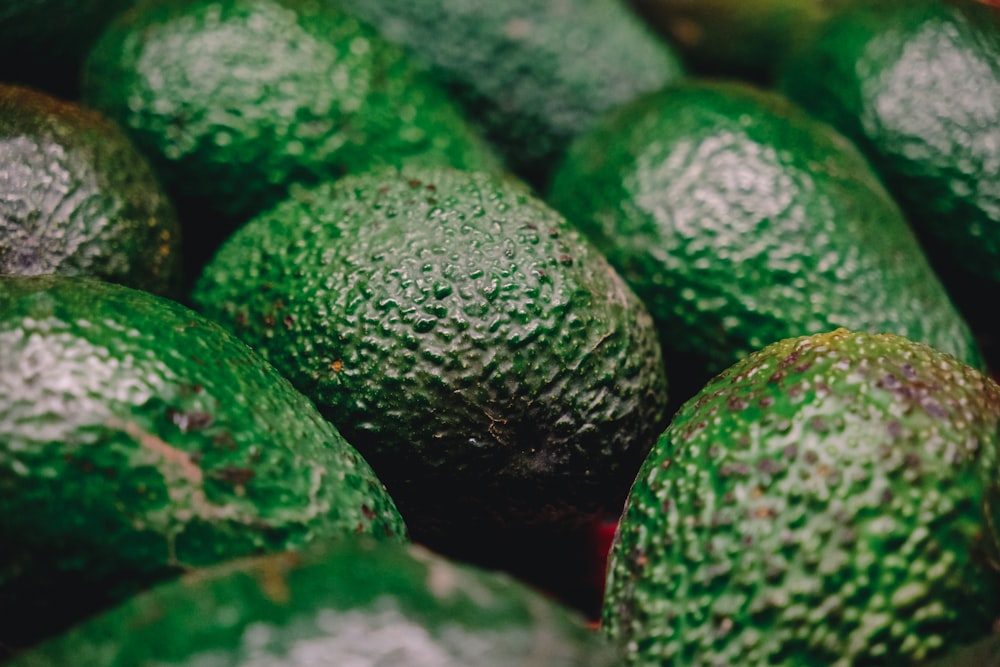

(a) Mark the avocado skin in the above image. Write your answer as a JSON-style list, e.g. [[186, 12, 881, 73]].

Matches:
[[81, 0, 501, 288], [603, 329, 1000, 666], [0, 0, 134, 98], [776, 0, 1000, 359], [547, 80, 983, 410], [0, 275, 405, 650], [7, 538, 618, 667], [1, 83, 182, 297], [192, 166, 668, 595], [337, 0, 685, 189]]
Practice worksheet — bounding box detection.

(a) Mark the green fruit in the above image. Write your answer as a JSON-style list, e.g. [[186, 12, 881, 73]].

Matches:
[[81, 0, 500, 281], [547, 80, 982, 409], [192, 166, 668, 584], [0, 275, 405, 650], [8, 537, 619, 667], [337, 0, 686, 188], [0, 0, 134, 98], [626, 0, 843, 82], [603, 328, 1000, 665], [776, 0, 1000, 348], [1, 83, 182, 297]]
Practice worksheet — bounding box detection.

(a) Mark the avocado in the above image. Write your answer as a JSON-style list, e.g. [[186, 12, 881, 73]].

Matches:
[[775, 0, 1000, 368], [625, 0, 844, 83], [191, 166, 669, 614], [0, 275, 405, 651], [7, 537, 618, 667], [0, 83, 182, 297], [0, 0, 134, 98], [603, 328, 1000, 665], [80, 0, 501, 287], [336, 0, 686, 189], [546, 80, 983, 410]]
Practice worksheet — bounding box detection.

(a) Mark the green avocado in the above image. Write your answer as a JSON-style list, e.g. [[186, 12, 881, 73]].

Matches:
[[337, 0, 686, 188], [0, 275, 405, 651], [7, 538, 619, 667], [547, 80, 982, 409], [603, 328, 1000, 665], [776, 0, 1000, 360], [1, 83, 182, 297], [81, 0, 501, 285], [191, 166, 668, 609]]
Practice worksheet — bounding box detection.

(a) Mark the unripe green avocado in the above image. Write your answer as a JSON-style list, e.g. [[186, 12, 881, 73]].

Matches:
[[604, 328, 1000, 665], [337, 0, 686, 188], [192, 166, 669, 594], [776, 0, 1000, 365], [547, 80, 983, 409], [7, 537, 620, 666], [1, 83, 182, 297], [0, 275, 405, 650], [81, 0, 501, 283]]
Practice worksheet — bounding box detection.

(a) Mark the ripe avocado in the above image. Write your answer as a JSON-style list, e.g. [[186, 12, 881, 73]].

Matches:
[[336, 0, 686, 188], [81, 0, 501, 286], [603, 328, 1000, 665], [775, 0, 1000, 367], [0, 0, 134, 98], [0, 275, 405, 650], [191, 166, 669, 612], [1, 83, 182, 297], [547, 80, 983, 410], [7, 537, 619, 667]]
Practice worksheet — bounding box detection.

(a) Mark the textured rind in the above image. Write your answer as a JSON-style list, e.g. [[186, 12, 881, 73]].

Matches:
[[0, 83, 182, 297], [192, 166, 669, 543], [604, 328, 1000, 666], [547, 80, 983, 408], [80, 0, 501, 224], [8, 538, 618, 667], [776, 0, 1000, 286], [0, 275, 405, 650], [337, 0, 686, 187]]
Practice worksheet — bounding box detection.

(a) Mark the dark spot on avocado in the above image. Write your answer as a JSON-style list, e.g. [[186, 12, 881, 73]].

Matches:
[[210, 466, 255, 486], [167, 408, 213, 432]]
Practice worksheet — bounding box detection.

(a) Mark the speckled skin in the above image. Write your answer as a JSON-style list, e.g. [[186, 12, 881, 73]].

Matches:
[[192, 166, 668, 557], [0, 275, 405, 651], [8, 538, 619, 667], [547, 80, 982, 410], [80, 0, 501, 225], [337, 0, 686, 188], [603, 329, 1000, 666], [0, 84, 181, 297], [776, 0, 1000, 288]]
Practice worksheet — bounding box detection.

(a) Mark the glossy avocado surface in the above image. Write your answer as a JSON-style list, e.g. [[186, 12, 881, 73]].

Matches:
[[0, 275, 405, 650], [604, 329, 1000, 665]]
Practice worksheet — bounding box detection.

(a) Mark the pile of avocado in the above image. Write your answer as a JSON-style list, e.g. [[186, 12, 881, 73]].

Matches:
[[2, 0, 1000, 665]]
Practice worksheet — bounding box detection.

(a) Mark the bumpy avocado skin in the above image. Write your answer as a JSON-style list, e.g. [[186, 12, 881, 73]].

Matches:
[[776, 1, 1000, 318], [604, 329, 1000, 666], [8, 538, 619, 667], [0, 84, 182, 297], [192, 166, 668, 557], [0, 275, 405, 650], [547, 80, 982, 409], [81, 0, 500, 284], [337, 0, 686, 188]]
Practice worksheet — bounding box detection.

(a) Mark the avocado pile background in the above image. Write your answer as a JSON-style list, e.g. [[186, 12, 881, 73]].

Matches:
[[3, 0, 1000, 665]]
